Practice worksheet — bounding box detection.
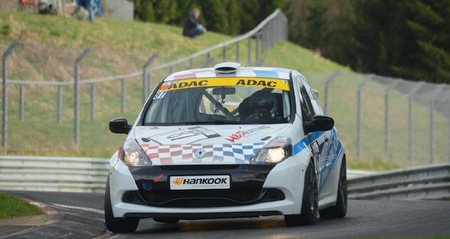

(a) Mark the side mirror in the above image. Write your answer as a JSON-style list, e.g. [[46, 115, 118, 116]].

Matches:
[[304, 115, 334, 134], [109, 117, 132, 134]]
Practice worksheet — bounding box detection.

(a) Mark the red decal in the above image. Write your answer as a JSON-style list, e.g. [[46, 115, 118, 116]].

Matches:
[[225, 131, 246, 142], [154, 173, 164, 183]]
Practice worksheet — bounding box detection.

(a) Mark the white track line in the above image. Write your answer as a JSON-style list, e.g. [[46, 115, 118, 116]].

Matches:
[[52, 203, 104, 214]]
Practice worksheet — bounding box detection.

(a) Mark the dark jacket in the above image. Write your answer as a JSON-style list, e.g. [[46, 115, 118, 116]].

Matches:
[[182, 12, 199, 37]]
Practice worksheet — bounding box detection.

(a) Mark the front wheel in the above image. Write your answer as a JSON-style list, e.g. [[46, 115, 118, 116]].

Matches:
[[105, 177, 139, 233], [285, 160, 318, 226], [320, 156, 347, 218]]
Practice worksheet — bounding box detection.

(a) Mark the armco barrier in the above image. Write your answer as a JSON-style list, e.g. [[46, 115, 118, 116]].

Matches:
[[0, 155, 108, 193], [0, 155, 371, 193], [2, 155, 447, 199], [348, 163, 450, 200]]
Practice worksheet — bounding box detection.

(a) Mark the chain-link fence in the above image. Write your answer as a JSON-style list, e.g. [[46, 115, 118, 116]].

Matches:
[[303, 72, 450, 167], [1, 8, 448, 167], [0, 9, 288, 156]]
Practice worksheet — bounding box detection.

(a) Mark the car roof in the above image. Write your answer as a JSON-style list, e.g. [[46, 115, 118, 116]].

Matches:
[[163, 66, 293, 82]]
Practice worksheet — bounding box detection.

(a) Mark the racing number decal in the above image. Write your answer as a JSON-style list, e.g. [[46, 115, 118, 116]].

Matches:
[[166, 130, 202, 141], [146, 127, 221, 144]]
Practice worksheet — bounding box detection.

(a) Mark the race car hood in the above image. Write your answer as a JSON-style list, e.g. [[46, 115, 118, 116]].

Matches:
[[132, 124, 292, 165]]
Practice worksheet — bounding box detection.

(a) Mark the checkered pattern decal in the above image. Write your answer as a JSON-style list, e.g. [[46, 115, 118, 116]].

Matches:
[[140, 142, 266, 165]]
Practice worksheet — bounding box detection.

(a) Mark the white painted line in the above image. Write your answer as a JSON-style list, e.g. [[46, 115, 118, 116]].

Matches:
[[108, 233, 133, 239], [52, 203, 104, 215]]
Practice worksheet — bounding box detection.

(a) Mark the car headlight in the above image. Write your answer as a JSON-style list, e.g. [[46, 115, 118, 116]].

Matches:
[[250, 137, 292, 164], [119, 139, 151, 167]]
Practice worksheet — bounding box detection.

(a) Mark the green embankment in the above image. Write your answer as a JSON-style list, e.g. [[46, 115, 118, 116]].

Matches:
[[1, 11, 447, 170]]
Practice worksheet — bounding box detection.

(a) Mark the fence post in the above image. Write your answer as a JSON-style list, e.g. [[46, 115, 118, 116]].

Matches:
[[90, 84, 95, 121], [142, 53, 158, 104], [19, 84, 24, 121], [448, 100, 450, 163], [356, 75, 372, 159], [223, 46, 227, 62], [407, 82, 425, 165], [74, 48, 91, 147], [121, 79, 126, 114], [255, 33, 259, 64], [57, 85, 62, 124], [2, 41, 19, 153], [236, 41, 240, 62], [384, 79, 401, 158], [429, 85, 445, 164], [247, 38, 251, 65], [323, 71, 340, 115], [189, 58, 194, 69]]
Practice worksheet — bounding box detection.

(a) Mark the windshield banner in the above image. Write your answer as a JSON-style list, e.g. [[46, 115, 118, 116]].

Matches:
[[157, 77, 290, 92]]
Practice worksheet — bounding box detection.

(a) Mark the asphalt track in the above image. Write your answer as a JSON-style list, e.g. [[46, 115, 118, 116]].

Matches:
[[3, 191, 450, 239]]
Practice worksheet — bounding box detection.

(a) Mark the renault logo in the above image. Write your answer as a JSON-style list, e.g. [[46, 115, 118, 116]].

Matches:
[[194, 148, 206, 159]]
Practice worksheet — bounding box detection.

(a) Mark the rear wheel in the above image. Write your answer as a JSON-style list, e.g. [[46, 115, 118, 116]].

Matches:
[[285, 160, 318, 226], [320, 156, 347, 218], [105, 177, 140, 233]]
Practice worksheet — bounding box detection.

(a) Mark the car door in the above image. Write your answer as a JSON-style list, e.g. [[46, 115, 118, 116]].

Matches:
[[295, 74, 332, 199]]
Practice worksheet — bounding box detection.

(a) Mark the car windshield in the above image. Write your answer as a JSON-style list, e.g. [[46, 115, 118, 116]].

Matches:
[[144, 77, 292, 125]]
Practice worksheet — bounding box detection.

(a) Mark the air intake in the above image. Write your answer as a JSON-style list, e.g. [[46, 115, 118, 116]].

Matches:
[[214, 62, 241, 74]]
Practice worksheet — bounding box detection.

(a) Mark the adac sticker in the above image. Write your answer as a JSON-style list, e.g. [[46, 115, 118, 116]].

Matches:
[[157, 77, 290, 92]]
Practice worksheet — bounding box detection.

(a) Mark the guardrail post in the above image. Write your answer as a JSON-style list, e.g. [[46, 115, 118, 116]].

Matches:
[[57, 85, 62, 124], [2, 41, 19, 153], [74, 48, 91, 147], [356, 75, 372, 159], [19, 84, 24, 121], [90, 84, 95, 121], [223, 46, 227, 62], [407, 82, 425, 165], [169, 66, 173, 75], [247, 38, 251, 65], [429, 85, 445, 164], [121, 79, 126, 114], [384, 79, 401, 158], [236, 41, 240, 62], [142, 53, 158, 104], [323, 71, 340, 115]]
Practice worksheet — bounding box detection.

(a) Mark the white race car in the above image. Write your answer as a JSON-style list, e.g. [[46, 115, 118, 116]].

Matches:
[[105, 62, 347, 232]]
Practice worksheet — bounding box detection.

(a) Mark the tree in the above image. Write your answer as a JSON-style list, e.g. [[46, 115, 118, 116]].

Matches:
[[393, 0, 450, 83]]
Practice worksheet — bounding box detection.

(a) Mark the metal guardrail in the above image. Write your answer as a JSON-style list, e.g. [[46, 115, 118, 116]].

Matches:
[[0, 155, 108, 193], [348, 163, 450, 200], [2, 155, 448, 199]]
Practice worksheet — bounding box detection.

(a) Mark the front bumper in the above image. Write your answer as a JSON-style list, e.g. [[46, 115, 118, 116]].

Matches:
[[109, 152, 309, 219]]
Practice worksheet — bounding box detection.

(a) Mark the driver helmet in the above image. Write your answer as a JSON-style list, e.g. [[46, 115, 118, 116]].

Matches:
[[248, 90, 275, 113]]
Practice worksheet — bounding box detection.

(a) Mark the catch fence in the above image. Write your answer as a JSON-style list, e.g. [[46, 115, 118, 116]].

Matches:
[[1, 9, 449, 167], [0, 9, 288, 155]]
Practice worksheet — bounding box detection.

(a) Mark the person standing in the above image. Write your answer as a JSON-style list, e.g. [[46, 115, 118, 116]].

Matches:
[[73, 0, 102, 22], [182, 8, 207, 38]]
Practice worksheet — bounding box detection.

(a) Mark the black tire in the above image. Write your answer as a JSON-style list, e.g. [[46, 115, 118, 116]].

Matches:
[[105, 177, 140, 233], [320, 156, 347, 219], [153, 218, 180, 224], [285, 160, 318, 226]]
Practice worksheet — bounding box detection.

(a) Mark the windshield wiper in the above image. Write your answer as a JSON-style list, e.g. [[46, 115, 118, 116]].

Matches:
[[184, 120, 250, 125]]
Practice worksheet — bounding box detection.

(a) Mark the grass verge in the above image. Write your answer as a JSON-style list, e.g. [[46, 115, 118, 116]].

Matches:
[[0, 193, 44, 220]]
